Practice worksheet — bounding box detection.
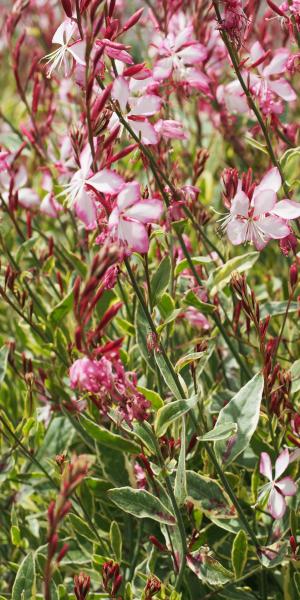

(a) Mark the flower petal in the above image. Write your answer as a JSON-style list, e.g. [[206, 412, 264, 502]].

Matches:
[[231, 190, 249, 217], [250, 41, 265, 66], [260, 452, 273, 482], [74, 189, 97, 229], [253, 189, 276, 216], [130, 95, 161, 117], [117, 182, 140, 211], [125, 199, 163, 223], [67, 41, 86, 65], [276, 476, 297, 497], [226, 218, 248, 245], [129, 120, 158, 145], [271, 200, 300, 220], [275, 448, 289, 480], [52, 20, 74, 45], [88, 169, 124, 194], [263, 49, 289, 76], [119, 218, 149, 253], [268, 79, 296, 102], [255, 167, 281, 194], [153, 57, 173, 80], [268, 488, 286, 519], [177, 43, 207, 65], [112, 77, 130, 112], [257, 216, 290, 239], [18, 188, 40, 209]]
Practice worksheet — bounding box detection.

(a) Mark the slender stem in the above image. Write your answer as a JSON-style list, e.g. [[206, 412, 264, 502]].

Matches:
[[212, 0, 289, 196]]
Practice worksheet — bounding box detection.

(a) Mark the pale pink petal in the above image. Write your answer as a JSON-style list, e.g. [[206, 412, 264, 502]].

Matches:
[[129, 120, 158, 145], [153, 57, 173, 80], [117, 182, 140, 211], [224, 80, 248, 113], [255, 167, 282, 194], [250, 41, 265, 66], [87, 169, 124, 194], [119, 218, 149, 253], [268, 79, 297, 102], [186, 68, 211, 95], [67, 41, 86, 65], [263, 50, 289, 76], [112, 77, 130, 112], [15, 165, 28, 188], [18, 188, 40, 209], [40, 193, 62, 217], [276, 477, 297, 497], [174, 26, 194, 51], [80, 145, 93, 178], [230, 190, 249, 217], [253, 190, 276, 216], [125, 199, 163, 223], [275, 448, 289, 480], [52, 20, 74, 46], [268, 488, 286, 519], [257, 216, 290, 239], [177, 43, 207, 65], [130, 95, 161, 117], [227, 218, 248, 245], [74, 189, 97, 229], [260, 452, 273, 482], [271, 200, 300, 220]]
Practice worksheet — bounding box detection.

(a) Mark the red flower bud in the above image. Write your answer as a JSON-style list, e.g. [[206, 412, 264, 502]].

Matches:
[[290, 263, 298, 289], [61, 0, 73, 18]]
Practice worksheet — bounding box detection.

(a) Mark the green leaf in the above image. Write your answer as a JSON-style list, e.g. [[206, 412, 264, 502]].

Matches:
[[175, 256, 213, 277], [0, 345, 9, 385], [137, 386, 164, 409], [12, 553, 36, 600], [183, 290, 216, 314], [290, 359, 300, 393], [187, 550, 233, 585], [186, 471, 235, 519], [110, 521, 122, 562], [135, 302, 155, 371], [151, 256, 171, 304], [157, 292, 175, 319], [214, 373, 264, 466], [207, 252, 259, 296], [69, 513, 99, 542], [49, 289, 74, 325], [15, 235, 39, 263], [261, 301, 298, 319], [232, 530, 248, 578], [155, 396, 198, 437], [108, 487, 175, 524], [157, 309, 182, 333], [175, 351, 206, 373], [245, 136, 268, 155], [198, 422, 237, 442], [174, 417, 187, 506], [78, 414, 140, 453], [154, 352, 183, 400]]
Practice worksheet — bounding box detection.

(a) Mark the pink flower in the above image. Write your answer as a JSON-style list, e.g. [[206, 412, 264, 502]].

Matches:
[[60, 145, 124, 228], [108, 182, 163, 253], [221, 167, 300, 249], [70, 357, 107, 394], [111, 76, 162, 145], [259, 449, 297, 519], [43, 20, 86, 78], [0, 165, 40, 209], [249, 42, 296, 102], [181, 307, 211, 330], [151, 25, 207, 81]]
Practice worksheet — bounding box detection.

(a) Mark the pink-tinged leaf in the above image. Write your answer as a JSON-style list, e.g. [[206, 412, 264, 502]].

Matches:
[[88, 169, 124, 194], [129, 120, 158, 145], [119, 218, 149, 253], [226, 219, 248, 245], [263, 49, 289, 76], [125, 199, 163, 223], [153, 57, 173, 80], [260, 452, 273, 481], [268, 488, 286, 519], [275, 448, 289, 480], [68, 41, 86, 65], [253, 189, 276, 216], [74, 190, 97, 229], [276, 477, 297, 497], [112, 77, 130, 112], [257, 216, 290, 239], [268, 79, 297, 102], [271, 200, 300, 220], [231, 191, 249, 217], [117, 182, 140, 211], [256, 167, 281, 194]]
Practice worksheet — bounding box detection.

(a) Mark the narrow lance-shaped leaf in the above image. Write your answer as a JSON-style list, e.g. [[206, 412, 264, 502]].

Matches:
[[108, 487, 176, 525], [214, 373, 264, 466], [155, 395, 198, 437], [174, 417, 187, 506], [231, 530, 248, 578], [12, 553, 36, 600], [150, 255, 171, 304]]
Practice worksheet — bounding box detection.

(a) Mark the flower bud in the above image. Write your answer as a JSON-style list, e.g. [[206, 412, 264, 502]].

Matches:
[[289, 263, 298, 289]]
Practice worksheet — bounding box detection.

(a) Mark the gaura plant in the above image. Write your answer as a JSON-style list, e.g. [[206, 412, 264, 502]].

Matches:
[[0, 0, 299, 599]]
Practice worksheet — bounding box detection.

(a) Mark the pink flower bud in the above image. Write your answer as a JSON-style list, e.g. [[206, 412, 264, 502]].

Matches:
[[290, 263, 298, 289], [60, 0, 73, 18]]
